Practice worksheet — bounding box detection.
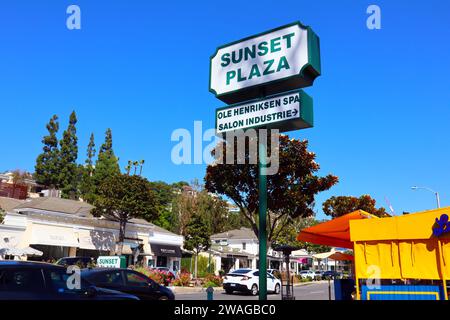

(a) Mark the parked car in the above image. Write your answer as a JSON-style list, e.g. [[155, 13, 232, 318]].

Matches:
[[299, 270, 316, 279], [0, 261, 138, 300], [322, 270, 341, 279], [314, 271, 324, 280], [56, 257, 94, 268], [81, 268, 175, 300], [223, 269, 281, 296]]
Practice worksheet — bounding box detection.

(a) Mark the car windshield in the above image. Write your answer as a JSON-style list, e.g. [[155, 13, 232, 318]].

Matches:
[[231, 269, 251, 274], [232, 269, 251, 274]]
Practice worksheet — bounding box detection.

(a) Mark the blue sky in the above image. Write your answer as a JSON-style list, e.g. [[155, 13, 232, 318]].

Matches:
[[0, 0, 449, 219]]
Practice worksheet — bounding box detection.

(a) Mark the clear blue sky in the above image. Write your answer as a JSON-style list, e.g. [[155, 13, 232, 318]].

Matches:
[[1, 0, 449, 219]]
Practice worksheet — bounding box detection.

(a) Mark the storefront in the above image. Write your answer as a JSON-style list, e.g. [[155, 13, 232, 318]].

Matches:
[[150, 243, 182, 271], [298, 207, 450, 300], [0, 198, 184, 266]]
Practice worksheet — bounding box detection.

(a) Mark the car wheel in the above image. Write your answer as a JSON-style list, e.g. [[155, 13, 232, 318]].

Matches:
[[251, 284, 258, 296], [225, 289, 233, 295], [274, 284, 281, 295]]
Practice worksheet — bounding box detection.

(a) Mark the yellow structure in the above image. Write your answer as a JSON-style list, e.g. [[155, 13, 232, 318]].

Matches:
[[350, 207, 450, 300], [298, 207, 450, 300]]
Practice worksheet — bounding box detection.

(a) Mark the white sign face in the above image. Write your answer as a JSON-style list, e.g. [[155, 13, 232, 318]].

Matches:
[[97, 256, 121, 268], [216, 91, 311, 134], [210, 23, 309, 97]]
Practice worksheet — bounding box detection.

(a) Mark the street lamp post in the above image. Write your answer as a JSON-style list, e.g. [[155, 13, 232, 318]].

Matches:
[[411, 186, 441, 208]]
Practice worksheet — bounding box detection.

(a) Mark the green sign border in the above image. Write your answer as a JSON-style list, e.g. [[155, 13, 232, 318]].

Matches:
[[215, 89, 313, 135], [209, 21, 321, 103]]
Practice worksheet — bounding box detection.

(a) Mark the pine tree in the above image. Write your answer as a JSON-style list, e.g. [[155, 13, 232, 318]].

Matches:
[[86, 133, 96, 174], [59, 111, 79, 199], [80, 133, 96, 203], [35, 115, 61, 188], [91, 128, 120, 199]]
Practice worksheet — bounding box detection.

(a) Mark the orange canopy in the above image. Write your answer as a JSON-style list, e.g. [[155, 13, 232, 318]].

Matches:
[[297, 210, 379, 249]]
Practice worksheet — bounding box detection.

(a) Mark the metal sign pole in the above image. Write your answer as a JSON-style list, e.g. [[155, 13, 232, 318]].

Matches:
[[258, 136, 268, 300]]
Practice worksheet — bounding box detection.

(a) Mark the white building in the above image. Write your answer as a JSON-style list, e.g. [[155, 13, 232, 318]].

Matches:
[[207, 227, 285, 274], [0, 197, 183, 271]]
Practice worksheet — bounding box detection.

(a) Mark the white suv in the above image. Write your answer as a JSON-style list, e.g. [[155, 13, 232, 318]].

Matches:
[[223, 269, 281, 296]]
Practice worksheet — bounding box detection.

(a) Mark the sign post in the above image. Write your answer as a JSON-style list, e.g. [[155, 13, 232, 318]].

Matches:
[[258, 139, 268, 300], [210, 21, 321, 301]]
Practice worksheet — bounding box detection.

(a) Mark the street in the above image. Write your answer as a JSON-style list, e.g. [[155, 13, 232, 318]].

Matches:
[[175, 281, 334, 301]]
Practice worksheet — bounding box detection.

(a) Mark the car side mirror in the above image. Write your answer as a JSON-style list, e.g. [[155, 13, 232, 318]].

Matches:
[[87, 286, 98, 298]]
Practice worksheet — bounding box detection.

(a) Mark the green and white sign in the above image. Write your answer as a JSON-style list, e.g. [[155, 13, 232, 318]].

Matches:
[[210, 22, 321, 104], [215, 90, 313, 134], [97, 256, 124, 268]]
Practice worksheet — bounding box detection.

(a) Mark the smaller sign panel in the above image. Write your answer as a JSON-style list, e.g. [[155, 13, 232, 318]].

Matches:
[[97, 256, 122, 268], [215, 90, 313, 134]]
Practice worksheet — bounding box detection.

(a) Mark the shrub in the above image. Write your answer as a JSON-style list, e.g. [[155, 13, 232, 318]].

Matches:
[[204, 273, 222, 287], [132, 266, 174, 286], [172, 272, 192, 287], [181, 256, 215, 278]]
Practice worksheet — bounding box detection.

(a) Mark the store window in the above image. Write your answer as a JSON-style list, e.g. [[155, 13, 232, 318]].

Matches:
[[147, 259, 155, 268], [173, 260, 180, 272]]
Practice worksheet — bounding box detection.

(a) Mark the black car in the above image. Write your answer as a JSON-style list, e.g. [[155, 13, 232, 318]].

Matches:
[[81, 268, 175, 300], [322, 270, 341, 279], [0, 261, 139, 300], [56, 256, 94, 268]]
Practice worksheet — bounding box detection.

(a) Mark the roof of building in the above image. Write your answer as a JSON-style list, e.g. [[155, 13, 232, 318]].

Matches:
[[211, 227, 257, 240], [0, 197, 26, 212], [14, 197, 94, 216], [3, 196, 181, 237], [129, 218, 180, 237]]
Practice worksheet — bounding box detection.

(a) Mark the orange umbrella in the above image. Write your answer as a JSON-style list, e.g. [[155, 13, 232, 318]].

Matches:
[[297, 210, 379, 249], [313, 250, 354, 261]]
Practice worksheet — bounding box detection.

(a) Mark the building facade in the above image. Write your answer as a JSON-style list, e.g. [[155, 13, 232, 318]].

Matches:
[[0, 197, 183, 271], [208, 227, 286, 274]]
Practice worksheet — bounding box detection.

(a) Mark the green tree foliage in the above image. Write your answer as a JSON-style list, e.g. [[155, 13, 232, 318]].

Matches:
[[205, 135, 339, 245], [35, 115, 61, 188], [322, 195, 389, 218], [149, 181, 178, 231], [196, 191, 231, 235], [79, 133, 96, 203], [90, 129, 120, 202], [272, 216, 331, 253], [181, 255, 216, 278], [184, 214, 211, 278], [59, 111, 79, 199], [169, 182, 240, 236], [92, 174, 158, 255]]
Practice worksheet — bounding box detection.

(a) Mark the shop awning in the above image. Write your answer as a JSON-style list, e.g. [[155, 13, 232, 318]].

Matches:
[[0, 246, 43, 257], [77, 229, 115, 251], [313, 250, 354, 261], [297, 210, 379, 249], [29, 224, 80, 248], [150, 244, 182, 257]]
